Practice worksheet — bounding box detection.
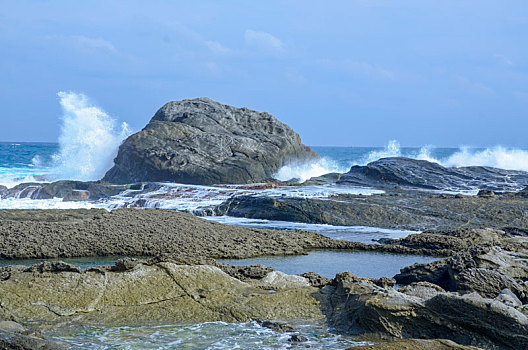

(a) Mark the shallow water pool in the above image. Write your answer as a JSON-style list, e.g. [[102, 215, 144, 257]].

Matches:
[[219, 250, 438, 279], [45, 321, 370, 349]]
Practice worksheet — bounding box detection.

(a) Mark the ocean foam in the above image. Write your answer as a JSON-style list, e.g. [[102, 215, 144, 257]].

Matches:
[[0, 197, 98, 210], [273, 140, 528, 184], [51, 92, 131, 181], [366, 141, 528, 171], [274, 157, 347, 182], [443, 146, 528, 171]]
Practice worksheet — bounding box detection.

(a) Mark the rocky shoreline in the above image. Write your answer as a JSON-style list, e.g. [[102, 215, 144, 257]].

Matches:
[[0, 209, 527, 349], [1, 99, 528, 348], [213, 186, 528, 231]]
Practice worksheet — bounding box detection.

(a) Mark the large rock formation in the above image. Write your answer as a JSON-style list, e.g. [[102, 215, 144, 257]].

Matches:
[[394, 245, 528, 301], [1, 260, 526, 349], [0, 261, 322, 325], [102, 98, 318, 185], [319, 272, 528, 350], [338, 157, 528, 192]]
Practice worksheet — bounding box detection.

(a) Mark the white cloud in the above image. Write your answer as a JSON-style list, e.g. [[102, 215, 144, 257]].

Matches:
[[343, 60, 394, 79], [71, 36, 117, 53], [47, 35, 117, 54], [318, 59, 394, 80], [494, 54, 513, 66], [205, 40, 230, 55], [244, 29, 285, 53], [454, 75, 495, 96]]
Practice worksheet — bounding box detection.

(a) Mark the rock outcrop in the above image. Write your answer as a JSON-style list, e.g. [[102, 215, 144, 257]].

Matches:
[[338, 157, 528, 192], [2, 260, 524, 349], [102, 98, 318, 185], [0, 261, 322, 325], [0, 181, 130, 201], [1, 258, 527, 349], [0, 208, 338, 260], [394, 245, 528, 301], [214, 191, 528, 231], [319, 272, 528, 350]]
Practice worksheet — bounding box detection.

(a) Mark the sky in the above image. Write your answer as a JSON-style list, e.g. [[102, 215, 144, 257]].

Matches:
[[1, 0, 527, 147]]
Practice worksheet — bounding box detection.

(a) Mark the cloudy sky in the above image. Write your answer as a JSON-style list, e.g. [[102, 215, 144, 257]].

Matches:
[[1, 0, 527, 146]]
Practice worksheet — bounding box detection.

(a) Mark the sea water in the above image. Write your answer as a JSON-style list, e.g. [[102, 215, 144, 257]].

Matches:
[[45, 321, 371, 349]]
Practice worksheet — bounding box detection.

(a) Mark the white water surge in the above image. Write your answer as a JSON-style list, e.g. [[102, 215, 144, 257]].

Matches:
[[52, 92, 131, 181], [275, 140, 528, 182]]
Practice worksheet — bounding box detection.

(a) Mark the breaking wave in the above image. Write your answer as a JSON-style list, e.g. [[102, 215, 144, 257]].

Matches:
[[52, 92, 131, 181], [274, 140, 528, 182], [274, 158, 347, 182], [442, 146, 528, 171]]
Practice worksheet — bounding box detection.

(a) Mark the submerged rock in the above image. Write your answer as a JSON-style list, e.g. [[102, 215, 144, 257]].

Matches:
[[103, 97, 318, 185], [353, 339, 483, 349], [338, 157, 528, 191], [1, 181, 130, 201]]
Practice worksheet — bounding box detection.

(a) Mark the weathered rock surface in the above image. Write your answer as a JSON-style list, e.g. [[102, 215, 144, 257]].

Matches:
[[0, 261, 322, 325], [102, 97, 318, 185], [0, 208, 454, 260], [214, 191, 528, 230], [319, 272, 528, 350], [338, 157, 528, 192], [395, 245, 528, 301], [0, 208, 340, 260], [1, 259, 526, 349], [0, 181, 130, 201], [0, 321, 63, 349], [352, 339, 483, 350]]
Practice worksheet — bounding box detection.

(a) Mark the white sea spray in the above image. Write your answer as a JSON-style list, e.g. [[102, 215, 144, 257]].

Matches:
[[52, 91, 131, 181]]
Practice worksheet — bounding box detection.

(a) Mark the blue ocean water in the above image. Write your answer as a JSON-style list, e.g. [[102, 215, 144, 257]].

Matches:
[[0, 142, 59, 187]]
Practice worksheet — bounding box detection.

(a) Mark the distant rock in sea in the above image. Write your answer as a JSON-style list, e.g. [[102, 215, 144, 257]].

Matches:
[[103, 97, 318, 185], [338, 157, 528, 192]]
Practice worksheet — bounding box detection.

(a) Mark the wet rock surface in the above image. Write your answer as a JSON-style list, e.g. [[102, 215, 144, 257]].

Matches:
[[1, 221, 527, 349], [352, 339, 483, 349], [0, 181, 130, 201], [102, 97, 318, 185], [394, 244, 528, 301], [1, 257, 523, 349], [0, 321, 63, 349], [338, 157, 528, 192], [215, 189, 528, 231]]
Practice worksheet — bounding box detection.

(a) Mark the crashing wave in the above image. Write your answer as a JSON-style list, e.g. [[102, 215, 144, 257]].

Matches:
[[51, 91, 131, 181]]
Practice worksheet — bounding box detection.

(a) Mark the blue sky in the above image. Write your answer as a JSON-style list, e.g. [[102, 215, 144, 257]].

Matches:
[[1, 0, 527, 147]]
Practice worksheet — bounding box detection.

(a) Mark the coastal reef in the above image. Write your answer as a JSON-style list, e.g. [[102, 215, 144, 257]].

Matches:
[[1, 209, 528, 349]]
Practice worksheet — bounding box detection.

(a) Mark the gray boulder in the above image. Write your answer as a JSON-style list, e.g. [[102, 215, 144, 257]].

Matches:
[[395, 245, 528, 301], [338, 157, 528, 192], [103, 98, 318, 185], [318, 272, 528, 349]]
